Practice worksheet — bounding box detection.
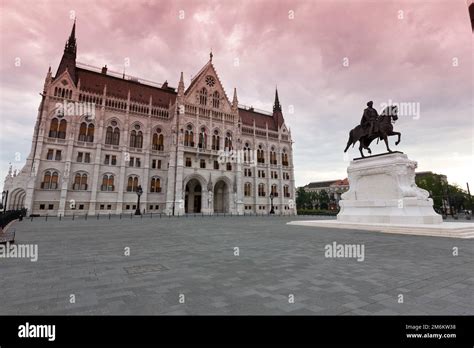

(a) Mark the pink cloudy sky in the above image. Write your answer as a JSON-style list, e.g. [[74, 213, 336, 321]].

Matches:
[[0, 0, 472, 189]]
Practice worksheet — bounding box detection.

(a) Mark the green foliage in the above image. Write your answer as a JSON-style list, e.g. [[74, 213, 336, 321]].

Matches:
[[416, 174, 473, 212]]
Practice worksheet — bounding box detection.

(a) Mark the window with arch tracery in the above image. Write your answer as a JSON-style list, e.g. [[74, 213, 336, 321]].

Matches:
[[49, 118, 67, 139], [105, 121, 120, 145], [101, 174, 115, 191], [150, 177, 161, 193], [258, 183, 266, 197], [184, 125, 194, 147], [198, 127, 207, 149], [284, 185, 290, 198], [212, 130, 220, 150], [41, 171, 59, 189], [212, 91, 220, 108], [152, 128, 164, 151], [199, 87, 207, 106], [130, 126, 143, 148], [73, 173, 88, 190], [79, 122, 95, 142], [127, 176, 139, 192]]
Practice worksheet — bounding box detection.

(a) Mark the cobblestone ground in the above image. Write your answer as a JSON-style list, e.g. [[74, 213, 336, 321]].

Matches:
[[1, 215, 473, 315]]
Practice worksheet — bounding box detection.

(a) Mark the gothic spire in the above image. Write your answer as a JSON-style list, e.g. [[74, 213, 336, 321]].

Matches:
[[273, 87, 281, 112], [232, 87, 238, 110], [65, 18, 77, 55], [56, 20, 77, 82]]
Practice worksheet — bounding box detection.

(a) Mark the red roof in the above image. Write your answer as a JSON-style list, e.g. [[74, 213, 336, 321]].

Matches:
[[76, 68, 176, 107], [238, 107, 278, 131]]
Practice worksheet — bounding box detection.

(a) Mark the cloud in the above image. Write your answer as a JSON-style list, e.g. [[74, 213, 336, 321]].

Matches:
[[0, 0, 472, 189]]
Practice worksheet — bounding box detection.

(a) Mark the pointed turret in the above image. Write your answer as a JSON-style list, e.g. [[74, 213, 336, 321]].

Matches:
[[273, 87, 281, 113], [178, 72, 185, 97], [56, 20, 77, 82], [232, 87, 238, 111], [272, 87, 285, 129], [43, 66, 52, 92]]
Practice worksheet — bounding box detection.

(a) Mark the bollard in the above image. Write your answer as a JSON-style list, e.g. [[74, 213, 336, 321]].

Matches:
[[151, 213, 153, 219], [59, 214, 62, 221], [85, 214, 88, 220], [45, 214, 48, 221], [97, 214, 99, 220], [72, 214, 75, 221], [131, 213, 133, 219], [30, 215, 33, 222], [109, 213, 111, 220], [120, 213, 122, 219]]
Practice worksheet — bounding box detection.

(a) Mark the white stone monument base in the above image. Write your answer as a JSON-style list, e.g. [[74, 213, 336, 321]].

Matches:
[[337, 152, 443, 225], [287, 220, 474, 239]]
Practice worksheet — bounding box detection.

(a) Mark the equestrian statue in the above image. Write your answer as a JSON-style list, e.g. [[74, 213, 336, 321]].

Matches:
[[344, 101, 401, 158]]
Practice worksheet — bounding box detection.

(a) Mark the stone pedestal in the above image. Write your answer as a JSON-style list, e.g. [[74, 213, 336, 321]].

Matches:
[[337, 152, 442, 224]]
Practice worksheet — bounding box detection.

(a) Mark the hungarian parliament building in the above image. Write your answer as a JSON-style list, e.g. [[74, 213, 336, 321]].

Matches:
[[3, 22, 296, 216]]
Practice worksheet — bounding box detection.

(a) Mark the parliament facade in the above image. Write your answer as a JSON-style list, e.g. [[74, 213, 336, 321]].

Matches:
[[3, 22, 296, 216]]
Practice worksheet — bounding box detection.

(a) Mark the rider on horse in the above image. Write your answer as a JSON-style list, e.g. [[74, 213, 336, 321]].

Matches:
[[360, 101, 379, 137]]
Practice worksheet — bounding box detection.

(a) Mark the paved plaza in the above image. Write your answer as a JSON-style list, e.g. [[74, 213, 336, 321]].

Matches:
[[1, 215, 473, 315]]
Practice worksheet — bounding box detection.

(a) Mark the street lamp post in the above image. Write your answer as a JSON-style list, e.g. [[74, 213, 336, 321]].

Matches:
[[2, 190, 8, 213], [269, 193, 275, 215], [135, 185, 143, 215]]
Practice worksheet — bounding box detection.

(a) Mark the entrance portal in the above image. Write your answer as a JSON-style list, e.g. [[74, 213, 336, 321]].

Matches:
[[185, 179, 202, 213], [213, 180, 229, 213]]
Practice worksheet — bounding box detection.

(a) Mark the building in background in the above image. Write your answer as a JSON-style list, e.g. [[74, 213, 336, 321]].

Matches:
[[2, 22, 296, 216], [301, 178, 349, 210]]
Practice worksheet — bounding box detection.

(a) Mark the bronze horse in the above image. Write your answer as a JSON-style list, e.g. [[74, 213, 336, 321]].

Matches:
[[344, 105, 401, 158]]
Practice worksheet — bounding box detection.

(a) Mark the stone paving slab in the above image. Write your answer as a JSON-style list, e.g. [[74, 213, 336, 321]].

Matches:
[[0, 215, 473, 315]]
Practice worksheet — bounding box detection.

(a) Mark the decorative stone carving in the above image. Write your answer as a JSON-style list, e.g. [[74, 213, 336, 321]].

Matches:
[[338, 152, 442, 224]]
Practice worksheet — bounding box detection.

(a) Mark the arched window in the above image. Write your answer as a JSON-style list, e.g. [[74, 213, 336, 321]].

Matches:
[[212, 91, 220, 108], [130, 130, 136, 148], [257, 145, 265, 164], [152, 128, 164, 151], [49, 118, 59, 138], [284, 185, 290, 198], [113, 127, 120, 145], [101, 174, 115, 191], [73, 173, 88, 190], [184, 124, 194, 147], [271, 184, 278, 197], [41, 170, 59, 189], [198, 127, 207, 149], [282, 149, 289, 166], [87, 123, 95, 142], [199, 87, 207, 106], [212, 129, 220, 150], [244, 183, 251, 197], [58, 119, 67, 139], [127, 176, 139, 192], [224, 132, 232, 150], [258, 183, 266, 197], [270, 147, 277, 165], [78, 122, 87, 141], [78, 122, 94, 142], [244, 143, 251, 162], [150, 177, 161, 193]]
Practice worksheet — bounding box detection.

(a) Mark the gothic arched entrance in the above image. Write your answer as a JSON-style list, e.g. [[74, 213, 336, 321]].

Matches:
[[214, 180, 229, 213], [185, 179, 202, 213], [8, 188, 26, 210]]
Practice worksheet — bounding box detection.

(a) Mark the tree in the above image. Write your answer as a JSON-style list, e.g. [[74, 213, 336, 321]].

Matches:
[[319, 190, 329, 210]]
